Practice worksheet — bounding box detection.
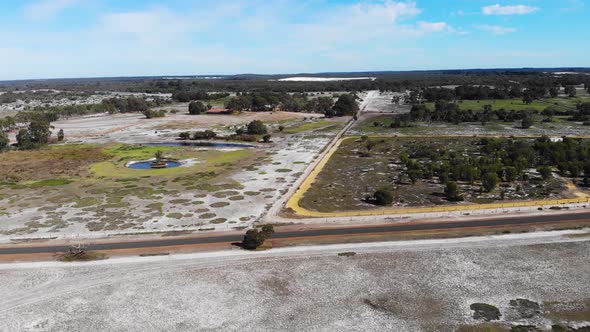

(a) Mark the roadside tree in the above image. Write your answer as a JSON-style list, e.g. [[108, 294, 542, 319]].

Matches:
[[242, 225, 275, 250]]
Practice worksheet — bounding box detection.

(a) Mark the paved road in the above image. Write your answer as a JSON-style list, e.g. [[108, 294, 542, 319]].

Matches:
[[2, 212, 589, 255]]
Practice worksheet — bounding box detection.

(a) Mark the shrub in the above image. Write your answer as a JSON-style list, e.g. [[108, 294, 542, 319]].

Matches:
[[142, 109, 166, 119], [470, 303, 501, 321], [444, 181, 463, 201], [521, 115, 533, 129], [232, 134, 257, 142], [371, 187, 393, 206], [262, 134, 271, 143], [242, 225, 274, 250], [192, 130, 217, 140]]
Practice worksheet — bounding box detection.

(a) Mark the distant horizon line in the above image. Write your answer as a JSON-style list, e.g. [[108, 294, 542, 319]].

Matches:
[[2, 66, 589, 83]]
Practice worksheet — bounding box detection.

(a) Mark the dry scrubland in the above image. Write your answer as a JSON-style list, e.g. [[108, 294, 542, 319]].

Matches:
[[300, 136, 585, 213], [0, 236, 588, 331], [0, 110, 346, 240]]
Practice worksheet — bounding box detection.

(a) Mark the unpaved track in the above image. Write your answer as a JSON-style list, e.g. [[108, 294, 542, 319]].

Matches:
[[263, 90, 378, 224]]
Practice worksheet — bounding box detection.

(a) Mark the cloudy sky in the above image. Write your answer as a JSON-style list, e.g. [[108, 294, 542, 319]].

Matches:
[[0, 0, 587, 80]]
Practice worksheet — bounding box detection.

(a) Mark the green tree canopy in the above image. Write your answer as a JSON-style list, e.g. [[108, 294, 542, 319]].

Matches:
[[247, 120, 267, 135], [331, 94, 359, 117], [188, 101, 208, 115]]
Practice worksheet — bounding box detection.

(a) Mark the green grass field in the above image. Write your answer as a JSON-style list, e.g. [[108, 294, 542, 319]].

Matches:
[[425, 99, 550, 111], [285, 119, 343, 133]]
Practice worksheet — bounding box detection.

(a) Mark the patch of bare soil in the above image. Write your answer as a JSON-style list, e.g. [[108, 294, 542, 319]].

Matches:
[[150, 111, 313, 130]]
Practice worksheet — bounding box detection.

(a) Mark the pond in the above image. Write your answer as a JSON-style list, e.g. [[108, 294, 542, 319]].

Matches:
[[127, 161, 182, 169]]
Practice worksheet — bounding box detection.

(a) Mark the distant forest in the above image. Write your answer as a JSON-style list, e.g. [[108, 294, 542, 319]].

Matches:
[[1, 69, 589, 94]]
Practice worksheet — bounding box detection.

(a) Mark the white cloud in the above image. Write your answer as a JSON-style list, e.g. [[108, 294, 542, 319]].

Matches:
[[416, 21, 449, 33], [482, 4, 539, 15], [348, 1, 421, 23], [476, 24, 517, 35], [24, 0, 78, 21]]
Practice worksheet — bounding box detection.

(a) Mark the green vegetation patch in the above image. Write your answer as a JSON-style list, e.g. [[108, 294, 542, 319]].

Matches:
[[210, 202, 230, 208], [28, 178, 73, 187], [425, 99, 550, 112], [210, 218, 227, 224], [285, 120, 338, 133], [166, 212, 184, 219]]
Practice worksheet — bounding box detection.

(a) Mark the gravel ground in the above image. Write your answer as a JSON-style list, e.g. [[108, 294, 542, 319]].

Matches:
[[1, 232, 589, 331]]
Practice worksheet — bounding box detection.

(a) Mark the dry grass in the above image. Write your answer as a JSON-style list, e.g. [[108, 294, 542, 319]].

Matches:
[[0, 145, 109, 182]]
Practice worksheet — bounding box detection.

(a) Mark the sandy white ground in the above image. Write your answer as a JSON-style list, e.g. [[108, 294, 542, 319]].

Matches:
[[1, 230, 589, 331], [0, 108, 337, 241]]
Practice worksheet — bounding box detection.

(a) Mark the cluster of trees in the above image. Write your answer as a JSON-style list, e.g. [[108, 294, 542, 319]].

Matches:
[[0, 97, 167, 126], [224, 92, 358, 117], [422, 85, 528, 102], [365, 136, 590, 205], [571, 102, 590, 122], [15, 119, 51, 150], [101, 97, 150, 113], [394, 101, 589, 127], [179, 130, 217, 140], [564, 85, 577, 97], [391, 136, 590, 200], [177, 120, 269, 143], [188, 101, 210, 115], [421, 83, 585, 104], [391, 102, 538, 127], [172, 91, 229, 102]]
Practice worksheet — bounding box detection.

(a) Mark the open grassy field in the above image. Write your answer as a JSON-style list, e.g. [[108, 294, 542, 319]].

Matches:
[[300, 137, 578, 213], [355, 114, 590, 137], [424, 99, 551, 111], [284, 118, 345, 133]]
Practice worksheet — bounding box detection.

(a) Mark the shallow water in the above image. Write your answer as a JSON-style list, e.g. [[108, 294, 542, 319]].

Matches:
[[127, 161, 182, 169]]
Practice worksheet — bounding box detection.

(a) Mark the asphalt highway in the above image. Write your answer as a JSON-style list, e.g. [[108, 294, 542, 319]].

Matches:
[[1, 212, 589, 255]]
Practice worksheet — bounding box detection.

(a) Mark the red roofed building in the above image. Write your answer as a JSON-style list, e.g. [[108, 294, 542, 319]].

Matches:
[[206, 108, 234, 115]]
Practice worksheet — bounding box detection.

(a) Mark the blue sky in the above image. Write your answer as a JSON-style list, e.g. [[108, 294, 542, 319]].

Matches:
[[0, 0, 588, 80]]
